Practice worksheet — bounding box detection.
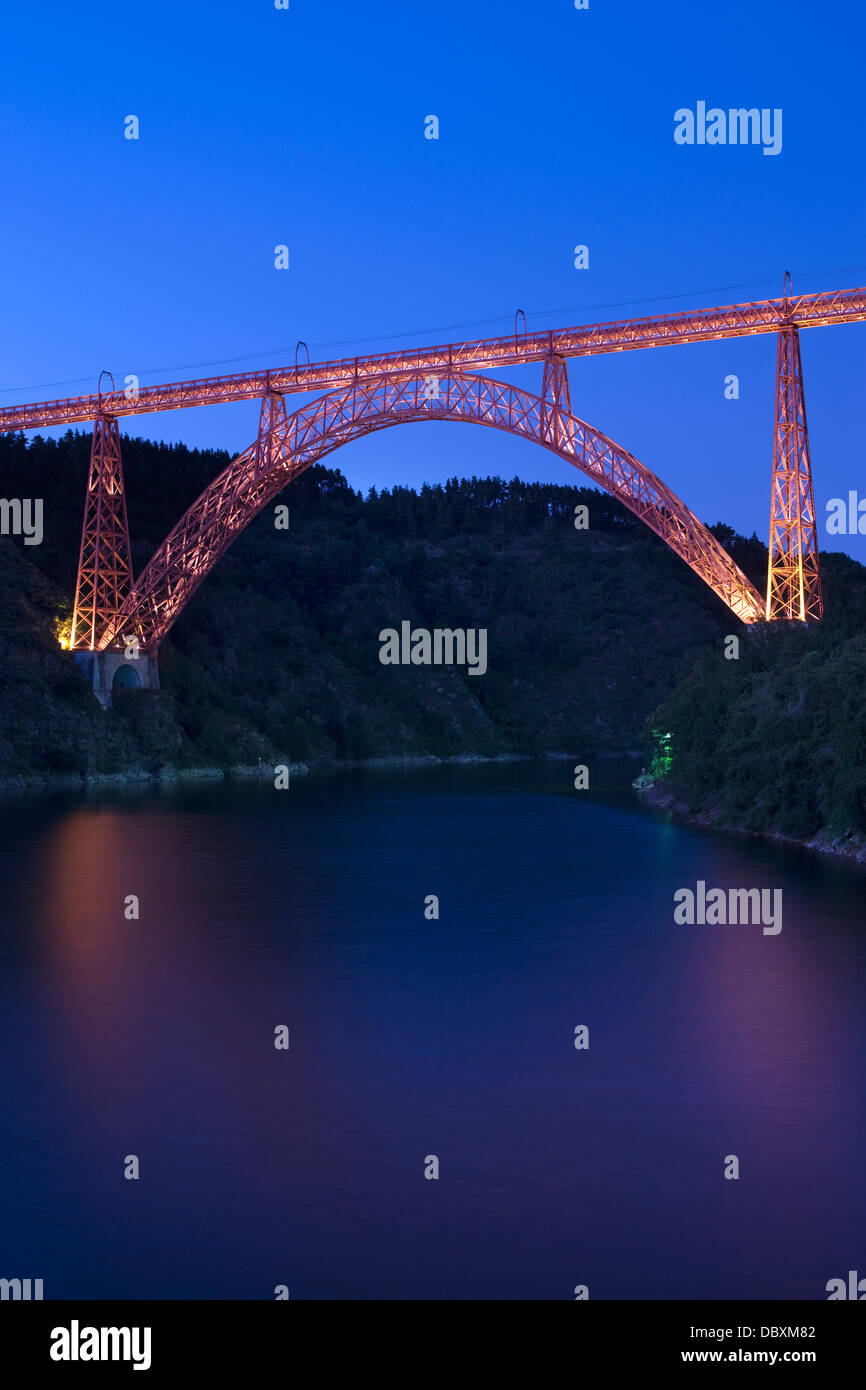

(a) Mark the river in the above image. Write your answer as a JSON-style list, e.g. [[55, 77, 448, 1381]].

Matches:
[[0, 759, 863, 1299]]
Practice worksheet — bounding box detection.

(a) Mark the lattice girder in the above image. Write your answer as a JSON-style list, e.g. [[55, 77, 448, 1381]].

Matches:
[[70, 414, 132, 650], [765, 326, 823, 622], [101, 373, 764, 653]]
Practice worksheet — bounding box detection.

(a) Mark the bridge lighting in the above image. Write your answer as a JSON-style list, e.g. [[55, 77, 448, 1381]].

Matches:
[[8, 281, 836, 653]]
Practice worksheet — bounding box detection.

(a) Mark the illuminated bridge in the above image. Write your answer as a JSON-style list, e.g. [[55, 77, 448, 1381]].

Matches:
[[2, 277, 861, 698]]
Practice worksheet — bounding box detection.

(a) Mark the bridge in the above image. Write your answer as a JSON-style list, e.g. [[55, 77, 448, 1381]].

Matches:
[[2, 278, 863, 701]]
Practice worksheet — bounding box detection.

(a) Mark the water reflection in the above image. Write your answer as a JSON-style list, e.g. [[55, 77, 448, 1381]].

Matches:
[[0, 761, 863, 1299]]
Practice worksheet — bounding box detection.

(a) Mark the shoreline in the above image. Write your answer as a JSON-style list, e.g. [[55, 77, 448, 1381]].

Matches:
[[0, 749, 644, 798], [640, 782, 866, 866], [4, 755, 864, 868]]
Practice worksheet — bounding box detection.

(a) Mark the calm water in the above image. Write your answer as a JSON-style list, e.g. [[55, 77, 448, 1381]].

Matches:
[[0, 760, 863, 1300]]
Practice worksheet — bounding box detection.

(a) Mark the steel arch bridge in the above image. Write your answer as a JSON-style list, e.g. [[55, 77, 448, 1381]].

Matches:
[[100, 371, 764, 654], [1, 276, 862, 687]]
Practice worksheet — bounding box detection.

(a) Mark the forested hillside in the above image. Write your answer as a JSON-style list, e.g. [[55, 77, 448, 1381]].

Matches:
[[0, 427, 748, 780], [647, 552, 866, 844], [4, 426, 863, 848]]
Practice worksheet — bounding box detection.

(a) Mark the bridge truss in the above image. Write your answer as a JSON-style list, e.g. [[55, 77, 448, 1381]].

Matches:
[[0, 281, 859, 650]]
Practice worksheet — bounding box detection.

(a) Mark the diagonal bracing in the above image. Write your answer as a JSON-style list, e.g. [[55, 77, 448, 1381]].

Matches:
[[100, 373, 763, 653]]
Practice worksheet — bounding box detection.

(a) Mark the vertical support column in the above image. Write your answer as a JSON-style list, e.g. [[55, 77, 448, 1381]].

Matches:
[[765, 324, 823, 622], [540, 353, 572, 451], [253, 387, 288, 479], [70, 414, 132, 650]]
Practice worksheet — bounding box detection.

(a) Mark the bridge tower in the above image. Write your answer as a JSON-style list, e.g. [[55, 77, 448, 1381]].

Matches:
[[765, 283, 823, 623], [69, 402, 159, 706], [70, 411, 132, 650]]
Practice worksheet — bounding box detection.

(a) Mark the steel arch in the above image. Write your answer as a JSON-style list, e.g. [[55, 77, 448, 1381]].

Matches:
[[101, 372, 764, 652]]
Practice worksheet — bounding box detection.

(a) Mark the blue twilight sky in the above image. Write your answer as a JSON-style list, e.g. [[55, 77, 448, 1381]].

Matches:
[[0, 0, 864, 554]]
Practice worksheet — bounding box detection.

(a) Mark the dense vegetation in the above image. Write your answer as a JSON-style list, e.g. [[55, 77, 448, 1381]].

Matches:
[[1, 427, 863, 851], [0, 426, 744, 780], [648, 552, 866, 842]]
